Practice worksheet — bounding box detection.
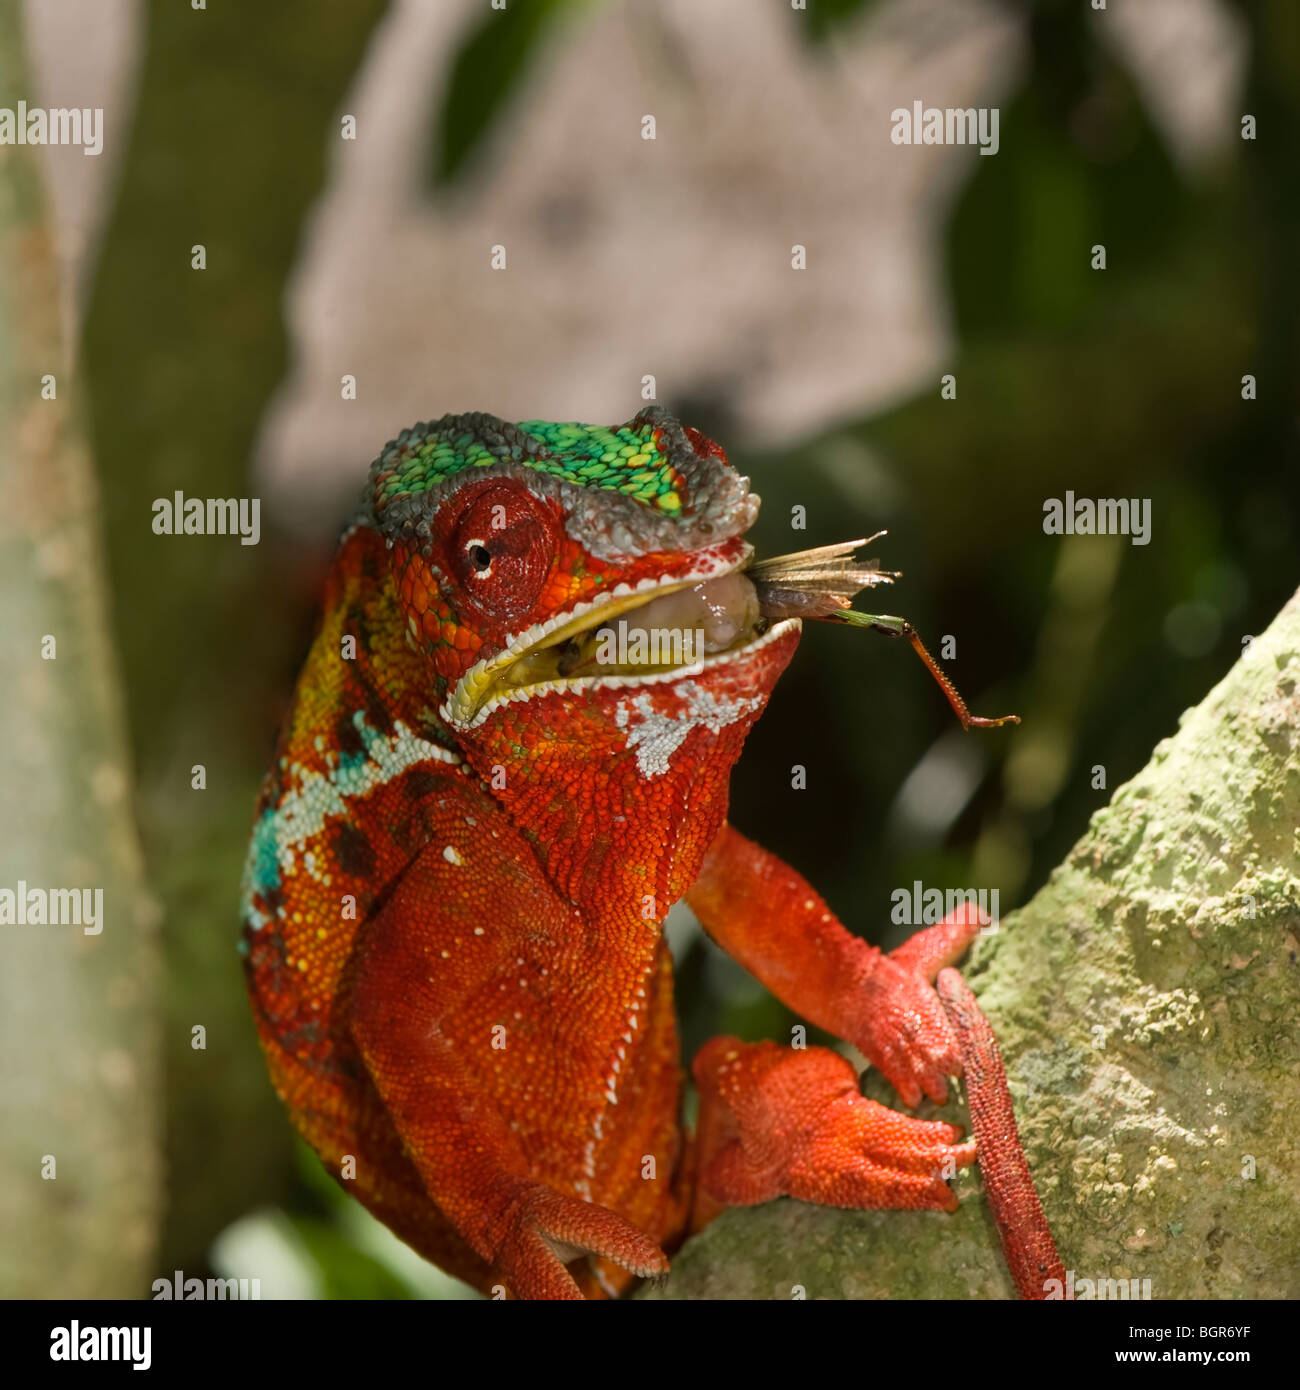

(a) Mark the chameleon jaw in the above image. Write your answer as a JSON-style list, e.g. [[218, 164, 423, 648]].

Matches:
[[445, 617, 800, 732], [442, 562, 795, 731]]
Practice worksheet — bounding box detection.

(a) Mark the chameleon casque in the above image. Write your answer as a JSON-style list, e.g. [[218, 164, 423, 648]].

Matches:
[[241, 407, 1059, 1300]]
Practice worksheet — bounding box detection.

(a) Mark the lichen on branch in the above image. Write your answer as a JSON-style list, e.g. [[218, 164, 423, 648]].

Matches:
[[650, 587, 1300, 1300]]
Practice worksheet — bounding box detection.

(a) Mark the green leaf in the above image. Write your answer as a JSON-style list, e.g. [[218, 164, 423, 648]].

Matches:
[[799, 0, 881, 46], [285, 1214, 422, 1300], [432, 0, 590, 188], [945, 3, 1189, 337]]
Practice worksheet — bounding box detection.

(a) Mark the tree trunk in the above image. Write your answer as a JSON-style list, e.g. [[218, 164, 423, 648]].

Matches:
[[0, 6, 159, 1297]]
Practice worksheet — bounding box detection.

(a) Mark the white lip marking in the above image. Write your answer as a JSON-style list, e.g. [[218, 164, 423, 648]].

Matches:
[[445, 617, 800, 731], [614, 682, 764, 779]]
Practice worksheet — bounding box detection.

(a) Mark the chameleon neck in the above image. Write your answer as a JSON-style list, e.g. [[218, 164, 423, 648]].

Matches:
[[460, 703, 746, 936]]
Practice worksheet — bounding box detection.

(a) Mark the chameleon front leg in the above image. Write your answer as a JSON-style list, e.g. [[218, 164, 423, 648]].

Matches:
[[348, 838, 668, 1300], [681, 822, 984, 1223], [684, 822, 1065, 1293], [685, 822, 982, 1107]]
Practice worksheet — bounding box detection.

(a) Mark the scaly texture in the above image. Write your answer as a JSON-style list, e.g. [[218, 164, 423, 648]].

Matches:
[[938, 968, 1065, 1298], [242, 410, 1053, 1298]]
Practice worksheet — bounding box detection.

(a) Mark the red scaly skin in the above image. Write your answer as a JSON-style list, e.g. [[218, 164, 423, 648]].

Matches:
[[692, 1039, 976, 1212], [240, 410, 1058, 1299], [938, 968, 1067, 1299]]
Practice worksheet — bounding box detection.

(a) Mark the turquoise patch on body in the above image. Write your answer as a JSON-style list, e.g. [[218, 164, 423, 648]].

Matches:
[[240, 807, 282, 932]]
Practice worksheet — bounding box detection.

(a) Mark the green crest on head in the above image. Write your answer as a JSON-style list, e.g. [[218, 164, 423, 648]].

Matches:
[[368, 406, 758, 560], [373, 410, 686, 515]]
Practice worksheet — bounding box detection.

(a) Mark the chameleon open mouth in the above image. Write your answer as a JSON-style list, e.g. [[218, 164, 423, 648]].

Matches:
[[444, 567, 791, 729]]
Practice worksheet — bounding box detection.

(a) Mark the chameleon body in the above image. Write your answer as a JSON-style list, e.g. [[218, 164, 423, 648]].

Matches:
[[241, 408, 1037, 1299]]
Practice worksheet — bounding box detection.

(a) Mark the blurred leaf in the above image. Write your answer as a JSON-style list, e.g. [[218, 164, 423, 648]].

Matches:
[[285, 1215, 421, 1300], [433, 0, 592, 187], [290, 1142, 478, 1299], [947, 2, 1190, 336], [798, 0, 881, 46]]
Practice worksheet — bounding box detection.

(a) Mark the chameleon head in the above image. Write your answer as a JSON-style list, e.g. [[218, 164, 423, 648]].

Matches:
[[368, 408, 801, 782]]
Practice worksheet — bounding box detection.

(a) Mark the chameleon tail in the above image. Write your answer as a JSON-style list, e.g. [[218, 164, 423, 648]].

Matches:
[[936, 967, 1067, 1300]]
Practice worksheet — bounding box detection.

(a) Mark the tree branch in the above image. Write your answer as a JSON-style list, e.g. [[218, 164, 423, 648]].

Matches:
[[649, 586, 1300, 1300], [0, 8, 159, 1297]]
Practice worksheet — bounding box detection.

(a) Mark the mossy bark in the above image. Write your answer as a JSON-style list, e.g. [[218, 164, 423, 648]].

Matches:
[[647, 586, 1300, 1300]]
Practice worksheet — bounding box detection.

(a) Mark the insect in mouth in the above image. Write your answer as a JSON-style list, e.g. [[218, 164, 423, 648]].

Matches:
[[748, 534, 1020, 731]]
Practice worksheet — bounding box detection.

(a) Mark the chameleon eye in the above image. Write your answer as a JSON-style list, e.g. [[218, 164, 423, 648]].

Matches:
[[445, 480, 557, 624]]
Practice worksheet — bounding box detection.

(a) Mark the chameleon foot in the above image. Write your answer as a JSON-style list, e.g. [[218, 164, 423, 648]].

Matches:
[[693, 1039, 976, 1212], [490, 1182, 669, 1300], [847, 904, 992, 1108]]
